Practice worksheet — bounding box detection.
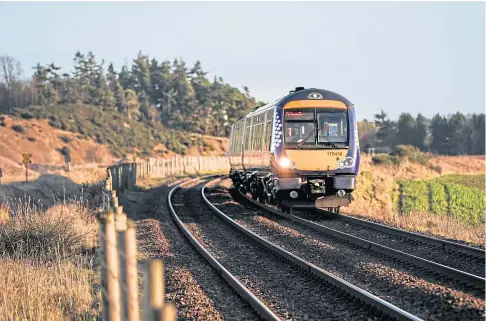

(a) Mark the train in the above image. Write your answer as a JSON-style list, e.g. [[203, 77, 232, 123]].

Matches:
[[227, 87, 360, 213]]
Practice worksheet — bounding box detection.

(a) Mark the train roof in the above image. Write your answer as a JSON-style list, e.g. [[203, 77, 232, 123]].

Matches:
[[236, 87, 353, 121], [279, 87, 353, 108]]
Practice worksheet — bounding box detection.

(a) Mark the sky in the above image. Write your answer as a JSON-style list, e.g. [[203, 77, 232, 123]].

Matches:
[[0, 1, 484, 121]]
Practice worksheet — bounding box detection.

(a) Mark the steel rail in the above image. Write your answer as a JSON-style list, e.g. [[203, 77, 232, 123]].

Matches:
[[318, 209, 485, 259], [168, 176, 282, 321], [237, 190, 485, 289], [203, 180, 423, 321]]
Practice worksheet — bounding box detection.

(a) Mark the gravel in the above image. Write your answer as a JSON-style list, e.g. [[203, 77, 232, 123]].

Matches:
[[118, 177, 260, 321], [205, 180, 486, 321], [293, 210, 485, 277], [172, 179, 387, 321]]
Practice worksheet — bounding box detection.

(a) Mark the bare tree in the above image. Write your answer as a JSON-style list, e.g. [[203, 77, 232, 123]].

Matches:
[[0, 55, 22, 90], [0, 55, 23, 112]]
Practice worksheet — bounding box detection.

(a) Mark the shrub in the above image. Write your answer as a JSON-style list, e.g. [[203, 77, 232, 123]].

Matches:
[[392, 144, 430, 165], [59, 135, 73, 144], [372, 154, 401, 165], [27, 136, 36, 142], [11, 124, 25, 134], [57, 146, 71, 157], [20, 112, 35, 120]]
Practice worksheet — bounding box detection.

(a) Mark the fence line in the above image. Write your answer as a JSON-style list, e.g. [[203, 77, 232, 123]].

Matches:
[[105, 155, 230, 195], [99, 154, 229, 321]]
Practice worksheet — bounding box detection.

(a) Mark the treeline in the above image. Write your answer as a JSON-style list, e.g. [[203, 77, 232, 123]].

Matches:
[[0, 52, 262, 137], [359, 110, 485, 155]]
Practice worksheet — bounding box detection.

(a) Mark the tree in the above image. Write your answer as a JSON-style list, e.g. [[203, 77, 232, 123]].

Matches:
[[430, 114, 449, 154], [374, 109, 396, 151], [396, 113, 416, 146], [124, 89, 140, 119], [414, 114, 429, 151], [0, 55, 22, 112]]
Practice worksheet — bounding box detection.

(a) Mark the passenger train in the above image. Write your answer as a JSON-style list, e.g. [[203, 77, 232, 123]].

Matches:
[[228, 87, 360, 213]]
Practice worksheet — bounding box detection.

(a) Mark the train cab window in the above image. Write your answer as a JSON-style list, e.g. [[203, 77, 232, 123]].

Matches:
[[284, 111, 315, 145], [317, 111, 348, 145]]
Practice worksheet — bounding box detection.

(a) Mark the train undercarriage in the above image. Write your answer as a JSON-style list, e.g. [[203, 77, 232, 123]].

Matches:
[[229, 170, 355, 214]]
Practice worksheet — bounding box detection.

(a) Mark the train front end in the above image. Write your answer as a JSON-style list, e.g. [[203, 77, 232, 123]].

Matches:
[[270, 88, 360, 210]]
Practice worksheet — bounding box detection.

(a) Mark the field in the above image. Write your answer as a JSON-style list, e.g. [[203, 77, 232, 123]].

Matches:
[[344, 155, 485, 245], [397, 175, 485, 226]]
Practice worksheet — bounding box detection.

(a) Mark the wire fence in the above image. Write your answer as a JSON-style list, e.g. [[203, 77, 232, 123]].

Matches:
[[100, 155, 229, 321], [105, 155, 230, 194]]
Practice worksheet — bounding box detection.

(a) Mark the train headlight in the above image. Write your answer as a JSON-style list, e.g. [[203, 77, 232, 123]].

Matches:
[[279, 157, 296, 169], [339, 157, 354, 168]]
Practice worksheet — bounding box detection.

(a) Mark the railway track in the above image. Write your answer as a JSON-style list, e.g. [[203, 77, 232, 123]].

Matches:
[[169, 176, 423, 321], [234, 186, 485, 290], [234, 186, 485, 289], [322, 211, 485, 259], [204, 178, 485, 320]]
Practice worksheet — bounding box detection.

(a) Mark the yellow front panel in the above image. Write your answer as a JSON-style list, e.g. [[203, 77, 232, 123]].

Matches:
[[284, 100, 347, 109], [285, 149, 348, 171]]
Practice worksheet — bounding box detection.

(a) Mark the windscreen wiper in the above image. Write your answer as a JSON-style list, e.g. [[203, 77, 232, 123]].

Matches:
[[321, 133, 338, 149], [297, 127, 316, 149]]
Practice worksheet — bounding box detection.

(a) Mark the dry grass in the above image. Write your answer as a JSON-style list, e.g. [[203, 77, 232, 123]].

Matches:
[[343, 207, 485, 246], [0, 257, 99, 321], [0, 198, 101, 321]]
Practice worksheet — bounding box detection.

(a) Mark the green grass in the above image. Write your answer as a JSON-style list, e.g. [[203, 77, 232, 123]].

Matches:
[[432, 174, 485, 192], [399, 180, 429, 213], [397, 175, 485, 226], [13, 104, 205, 157]]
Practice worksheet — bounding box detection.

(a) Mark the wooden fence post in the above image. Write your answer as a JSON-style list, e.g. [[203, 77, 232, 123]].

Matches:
[[143, 260, 164, 321], [126, 225, 139, 321], [115, 206, 128, 321], [111, 191, 118, 208], [102, 209, 121, 321]]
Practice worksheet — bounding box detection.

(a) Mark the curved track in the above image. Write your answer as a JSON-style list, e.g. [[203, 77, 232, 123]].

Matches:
[[239, 186, 485, 289], [236, 188, 485, 289], [319, 209, 485, 259], [169, 176, 423, 321], [205, 178, 485, 320], [168, 175, 280, 321]]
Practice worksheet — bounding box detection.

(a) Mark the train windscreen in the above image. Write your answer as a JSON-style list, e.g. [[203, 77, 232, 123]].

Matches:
[[317, 111, 348, 144], [284, 109, 348, 147], [284, 111, 315, 145]]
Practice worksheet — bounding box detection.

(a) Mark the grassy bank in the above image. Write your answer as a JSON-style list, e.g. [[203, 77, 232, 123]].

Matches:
[[0, 198, 101, 320]]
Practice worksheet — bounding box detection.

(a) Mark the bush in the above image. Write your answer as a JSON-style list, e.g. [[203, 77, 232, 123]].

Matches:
[[58, 135, 73, 144], [27, 136, 36, 142], [11, 124, 25, 134], [19, 112, 35, 120], [0, 201, 100, 321], [392, 144, 430, 165], [57, 146, 71, 157], [372, 154, 401, 165]]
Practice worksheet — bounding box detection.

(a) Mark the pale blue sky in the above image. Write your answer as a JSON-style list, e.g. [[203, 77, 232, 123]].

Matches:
[[0, 1, 484, 121]]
